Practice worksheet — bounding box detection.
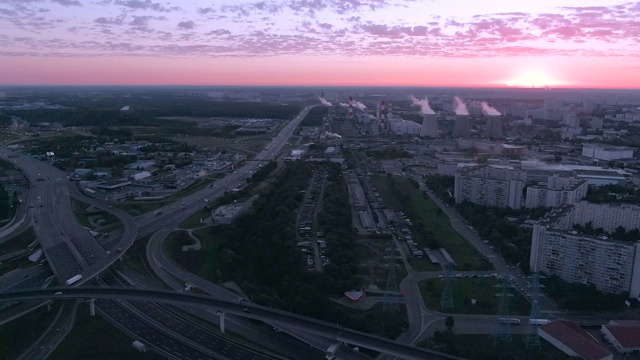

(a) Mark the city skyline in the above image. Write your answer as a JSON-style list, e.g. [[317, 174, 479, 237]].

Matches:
[[1, 0, 639, 88]]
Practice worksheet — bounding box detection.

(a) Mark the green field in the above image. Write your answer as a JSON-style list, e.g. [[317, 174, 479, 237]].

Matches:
[[419, 277, 530, 315], [179, 210, 210, 229], [372, 176, 489, 270]]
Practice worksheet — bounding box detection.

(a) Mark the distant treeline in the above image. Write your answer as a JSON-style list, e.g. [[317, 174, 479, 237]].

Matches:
[[5, 101, 302, 133]]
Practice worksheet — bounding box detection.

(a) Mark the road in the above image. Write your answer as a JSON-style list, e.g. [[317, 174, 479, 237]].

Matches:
[[418, 183, 554, 308], [101, 269, 288, 360], [17, 300, 78, 360], [0, 287, 464, 360], [0, 147, 139, 284]]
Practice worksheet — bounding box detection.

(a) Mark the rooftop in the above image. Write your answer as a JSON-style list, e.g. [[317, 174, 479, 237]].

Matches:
[[540, 320, 611, 360], [603, 321, 640, 348]]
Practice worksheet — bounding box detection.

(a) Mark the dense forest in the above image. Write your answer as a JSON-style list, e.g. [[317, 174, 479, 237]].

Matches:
[[5, 101, 302, 136], [299, 106, 328, 126]]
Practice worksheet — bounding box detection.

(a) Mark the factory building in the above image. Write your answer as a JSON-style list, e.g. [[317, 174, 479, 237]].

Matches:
[[388, 115, 422, 135], [582, 144, 635, 161], [530, 202, 640, 297], [454, 164, 526, 209]]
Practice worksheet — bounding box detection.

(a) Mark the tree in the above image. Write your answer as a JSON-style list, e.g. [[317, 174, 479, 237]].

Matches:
[[445, 316, 455, 333]]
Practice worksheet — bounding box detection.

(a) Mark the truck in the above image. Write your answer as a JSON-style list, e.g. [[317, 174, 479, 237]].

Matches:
[[529, 319, 551, 326], [497, 317, 522, 325], [65, 274, 82, 286], [132, 340, 147, 353]]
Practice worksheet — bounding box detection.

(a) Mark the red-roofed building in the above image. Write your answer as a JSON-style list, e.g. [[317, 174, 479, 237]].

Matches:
[[344, 290, 364, 302], [539, 320, 612, 360], [601, 320, 640, 354]]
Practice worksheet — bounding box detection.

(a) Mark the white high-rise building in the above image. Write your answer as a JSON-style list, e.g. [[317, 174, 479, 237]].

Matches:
[[525, 173, 589, 209], [454, 165, 526, 209], [530, 202, 640, 297]]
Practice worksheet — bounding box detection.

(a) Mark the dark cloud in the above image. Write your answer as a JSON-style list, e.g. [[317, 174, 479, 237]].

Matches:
[[94, 15, 126, 25], [50, 0, 81, 6], [113, 0, 180, 12], [177, 20, 195, 30]]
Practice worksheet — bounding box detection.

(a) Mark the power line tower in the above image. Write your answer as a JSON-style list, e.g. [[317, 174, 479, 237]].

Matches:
[[491, 274, 514, 347], [440, 263, 454, 310], [383, 240, 399, 313], [524, 273, 544, 349]]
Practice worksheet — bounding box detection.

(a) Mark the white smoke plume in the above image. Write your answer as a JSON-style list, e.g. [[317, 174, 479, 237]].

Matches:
[[339, 103, 348, 107], [319, 97, 333, 106], [354, 101, 367, 111], [453, 96, 469, 115], [324, 131, 342, 139], [410, 95, 435, 115], [481, 102, 501, 116]]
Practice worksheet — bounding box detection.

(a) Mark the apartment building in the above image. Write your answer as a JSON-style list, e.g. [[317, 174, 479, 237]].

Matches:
[[530, 203, 640, 297], [525, 173, 589, 209], [454, 164, 526, 209]]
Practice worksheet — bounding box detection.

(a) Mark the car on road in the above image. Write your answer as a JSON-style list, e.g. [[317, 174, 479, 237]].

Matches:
[[54, 292, 62, 295], [242, 308, 251, 313]]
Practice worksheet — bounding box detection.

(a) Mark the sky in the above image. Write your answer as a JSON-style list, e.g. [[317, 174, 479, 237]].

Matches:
[[1, 0, 639, 88]]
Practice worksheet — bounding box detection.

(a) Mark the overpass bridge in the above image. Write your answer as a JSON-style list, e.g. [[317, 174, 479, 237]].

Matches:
[[0, 287, 465, 360]]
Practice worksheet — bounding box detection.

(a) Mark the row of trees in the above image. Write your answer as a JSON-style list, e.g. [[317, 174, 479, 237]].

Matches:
[[246, 160, 277, 183], [573, 222, 640, 243], [585, 183, 640, 204], [318, 163, 360, 293], [424, 175, 455, 204], [455, 202, 549, 273], [542, 274, 629, 311], [365, 148, 414, 159]]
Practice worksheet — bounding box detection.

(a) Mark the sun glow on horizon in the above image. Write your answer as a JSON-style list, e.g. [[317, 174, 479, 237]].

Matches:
[[504, 70, 568, 88]]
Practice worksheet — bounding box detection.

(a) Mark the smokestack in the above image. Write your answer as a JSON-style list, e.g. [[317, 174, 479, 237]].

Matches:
[[452, 115, 471, 139], [348, 96, 353, 118], [420, 114, 438, 138]]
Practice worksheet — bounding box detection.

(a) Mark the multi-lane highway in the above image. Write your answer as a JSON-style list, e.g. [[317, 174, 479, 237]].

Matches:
[[0, 147, 139, 284], [0, 287, 464, 360]]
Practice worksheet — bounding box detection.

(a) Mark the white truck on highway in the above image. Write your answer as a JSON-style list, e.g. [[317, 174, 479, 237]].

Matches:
[[65, 274, 82, 286]]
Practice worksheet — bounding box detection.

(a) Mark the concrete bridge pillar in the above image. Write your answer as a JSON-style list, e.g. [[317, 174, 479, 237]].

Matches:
[[217, 311, 226, 333], [89, 298, 95, 316]]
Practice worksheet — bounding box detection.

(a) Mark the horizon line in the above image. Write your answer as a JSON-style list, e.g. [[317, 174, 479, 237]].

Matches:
[[1, 84, 639, 91]]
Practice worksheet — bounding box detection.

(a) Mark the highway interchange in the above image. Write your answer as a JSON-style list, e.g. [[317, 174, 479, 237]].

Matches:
[[0, 105, 554, 360]]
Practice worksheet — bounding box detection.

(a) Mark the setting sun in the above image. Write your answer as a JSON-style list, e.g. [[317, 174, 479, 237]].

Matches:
[[505, 71, 564, 88]]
